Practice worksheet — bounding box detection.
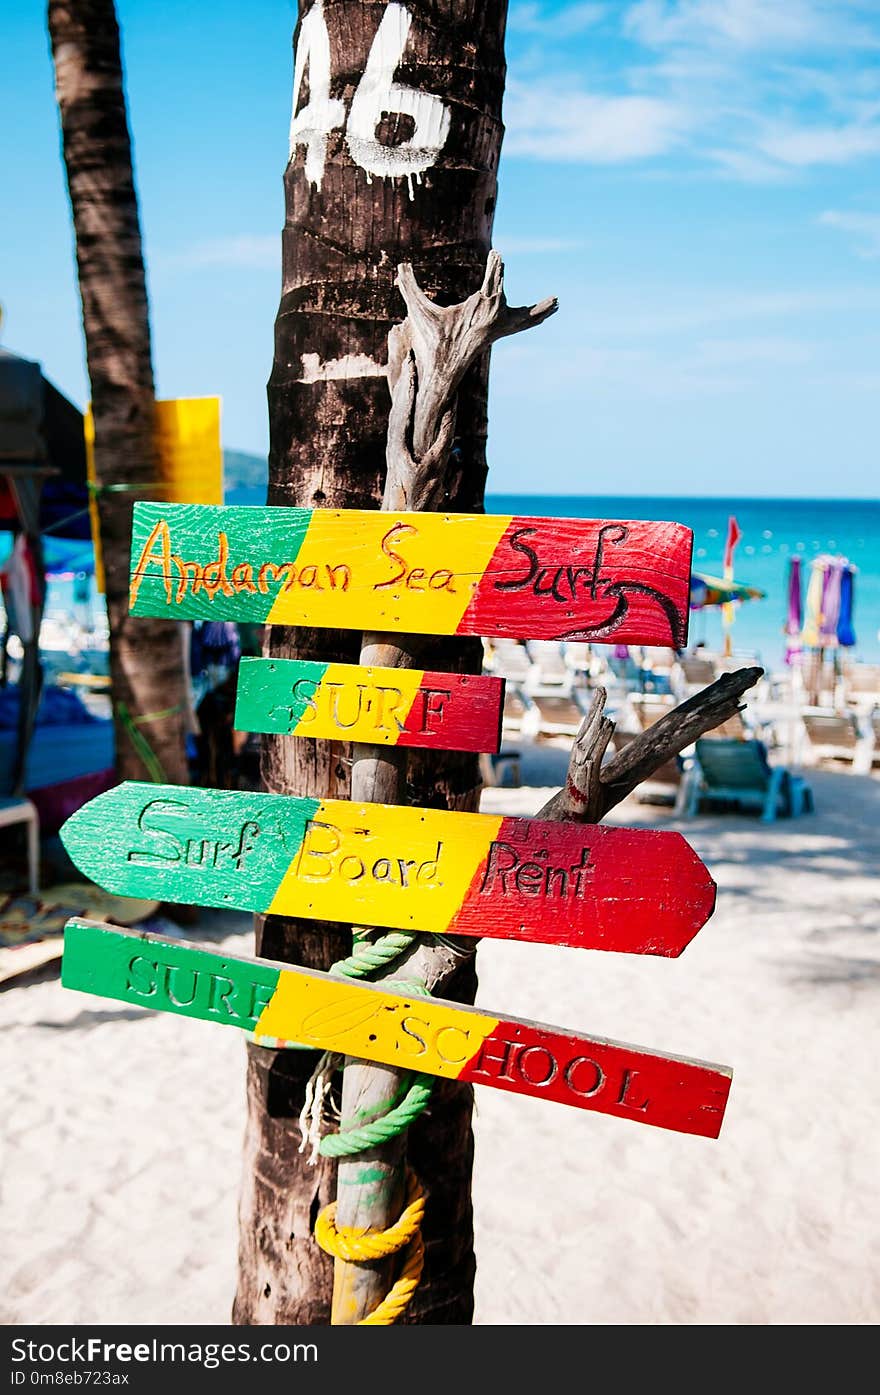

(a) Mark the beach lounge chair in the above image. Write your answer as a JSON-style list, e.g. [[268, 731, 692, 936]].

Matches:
[[523, 692, 587, 740], [801, 709, 874, 774], [638, 647, 676, 694], [609, 727, 687, 811], [843, 663, 880, 710], [500, 687, 530, 738], [700, 709, 749, 741], [485, 638, 533, 684], [673, 655, 718, 696], [682, 738, 813, 821], [562, 642, 593, 677], [479, 749, 522, 789], [526, 640, 570, 687], [626, 692, 677, 730]]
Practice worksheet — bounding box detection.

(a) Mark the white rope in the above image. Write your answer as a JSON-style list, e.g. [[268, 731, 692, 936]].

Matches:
[[297, 1051, 343, 1165]]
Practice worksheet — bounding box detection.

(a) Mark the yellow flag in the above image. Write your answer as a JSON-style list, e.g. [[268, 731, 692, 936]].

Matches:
[[85, 398, 223, 594]]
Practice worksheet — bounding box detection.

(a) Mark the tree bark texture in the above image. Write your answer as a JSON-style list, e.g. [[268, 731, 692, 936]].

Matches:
[[48, 0, 189, 786], [235, 0, 509, 1325]]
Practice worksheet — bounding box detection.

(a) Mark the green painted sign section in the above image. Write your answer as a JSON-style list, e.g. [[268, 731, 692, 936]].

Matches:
[[236, 658, 330, 733], [62, 917, 280, 1031], [59, 783, 321, 911], [130, 501, 312, 623]]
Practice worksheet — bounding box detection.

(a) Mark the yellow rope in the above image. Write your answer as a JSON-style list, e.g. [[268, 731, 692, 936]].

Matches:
[[314, 1169, 426, 1325], [359, 1232, 425, 1326]]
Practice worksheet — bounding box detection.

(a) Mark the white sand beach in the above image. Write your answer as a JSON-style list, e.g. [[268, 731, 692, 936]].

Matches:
[[2, 756, 879, 1327]]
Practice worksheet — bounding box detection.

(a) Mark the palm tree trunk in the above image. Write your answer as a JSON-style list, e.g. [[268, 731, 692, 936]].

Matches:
[[48, 0, 189, 786], [234, 0, 508, 1324]]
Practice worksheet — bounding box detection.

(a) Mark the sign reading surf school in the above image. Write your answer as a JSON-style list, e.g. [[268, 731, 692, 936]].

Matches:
[[62, 919, 733, 1138], [59, 783, 716, 957], [234, 658, 505, 752], [128, 503, 693, 647]]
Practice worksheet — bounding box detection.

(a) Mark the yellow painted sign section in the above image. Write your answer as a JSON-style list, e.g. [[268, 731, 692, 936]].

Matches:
[[85, 398, 223, 593], [254, 968, 499, 1076], [153, 398, 223, 508], [267, 799, 504, 930], [303, 662, 426, 742], [265, 511, 511, 631]]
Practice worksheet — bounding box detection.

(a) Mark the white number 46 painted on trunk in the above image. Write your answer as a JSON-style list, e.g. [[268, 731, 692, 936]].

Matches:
[[290, 0, 451, 195]]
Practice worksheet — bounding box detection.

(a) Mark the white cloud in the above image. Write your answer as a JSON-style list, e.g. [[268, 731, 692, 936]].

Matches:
[[625, 0, 874, 52], [505, 81, 688, 161], [758, 123, 880, 167], [504, 3, 880, 179], [819, 209, 880, 256], [510, 4, 608, 38], [157, 236, 279, 271], [708, 146, 796, 182], [493, 340, 745, 399], [581, 286, 880, 339]]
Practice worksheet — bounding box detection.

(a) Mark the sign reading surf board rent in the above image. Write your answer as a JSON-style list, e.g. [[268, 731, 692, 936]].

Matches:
[[234, 658, 505, 752], [128, 503, 693, 647], [59, 784, 716, 957], [62, 919, 732, 1138]]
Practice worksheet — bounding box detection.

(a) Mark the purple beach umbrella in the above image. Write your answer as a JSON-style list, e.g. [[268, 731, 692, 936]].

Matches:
[[784, 556, 802, 665], [819, 560, 843, 647]]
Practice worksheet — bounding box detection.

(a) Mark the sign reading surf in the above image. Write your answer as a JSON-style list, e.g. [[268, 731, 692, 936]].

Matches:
[[128, 502, 693, 647], [234, 658, 505, 752], [59, 783, 715, 956], [61, 919, 733, 1138]]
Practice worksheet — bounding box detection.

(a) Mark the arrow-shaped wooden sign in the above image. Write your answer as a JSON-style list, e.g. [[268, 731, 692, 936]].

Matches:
[[60, 783, 715, 956], [234, 658, 505, 752], [61, 918, 732, 1138], [128, 503, 693, 647]]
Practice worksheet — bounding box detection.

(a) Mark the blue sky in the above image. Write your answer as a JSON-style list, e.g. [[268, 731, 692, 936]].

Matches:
[[4, 0, 880, 497]]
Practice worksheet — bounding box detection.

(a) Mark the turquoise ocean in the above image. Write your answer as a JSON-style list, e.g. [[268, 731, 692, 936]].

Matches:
[[40, 494, 880, 674], [486, 495, 880, 671]]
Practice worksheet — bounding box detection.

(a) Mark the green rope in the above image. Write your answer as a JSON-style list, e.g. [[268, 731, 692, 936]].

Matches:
[[330, 929, 419, 979], [316, 968, 434, 1157], [116, 701, 166, 783], [319, 1075, 434, 1157], [87, 481, 167, 495]]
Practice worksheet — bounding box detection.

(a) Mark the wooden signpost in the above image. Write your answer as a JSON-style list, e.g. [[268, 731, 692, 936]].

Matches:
[[128, 503, 694, 647], [59, 781, 716, 955], [62, 918, 732, 1139], [234, 657, 505, 752], [60, 484, 736, 1327]]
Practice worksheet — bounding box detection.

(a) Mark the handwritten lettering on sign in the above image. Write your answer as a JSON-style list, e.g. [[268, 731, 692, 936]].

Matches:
[[128, 504, 693, 647], [234, 658, 505, 752], [291, 1, 450, 196], [61, 919, 733, 1138], [59, 784, 716, 956]]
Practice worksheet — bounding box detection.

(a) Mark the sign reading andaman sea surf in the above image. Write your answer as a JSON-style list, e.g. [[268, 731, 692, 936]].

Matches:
[[62, 919, 732, 1138], [59, 783, 716, 956], [234, 658, 505, 751], [128, 503, 693, 647]]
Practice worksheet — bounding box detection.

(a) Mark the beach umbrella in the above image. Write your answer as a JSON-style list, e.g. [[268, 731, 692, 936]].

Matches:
[[721, 515, 742, 657], [837, 565, 856, 648], [818, 560, 843, 647], [784, 556, 802, 665], [689, 572, 765, 609], [801, 558, 825, 648]]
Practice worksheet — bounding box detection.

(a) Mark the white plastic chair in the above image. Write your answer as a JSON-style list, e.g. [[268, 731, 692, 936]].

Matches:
[[0, 797, 39, 894]]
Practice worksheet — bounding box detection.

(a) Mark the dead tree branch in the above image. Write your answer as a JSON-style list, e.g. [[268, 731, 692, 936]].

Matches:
[[540, 666, 764, 824], [384, 250, 558, 509]]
